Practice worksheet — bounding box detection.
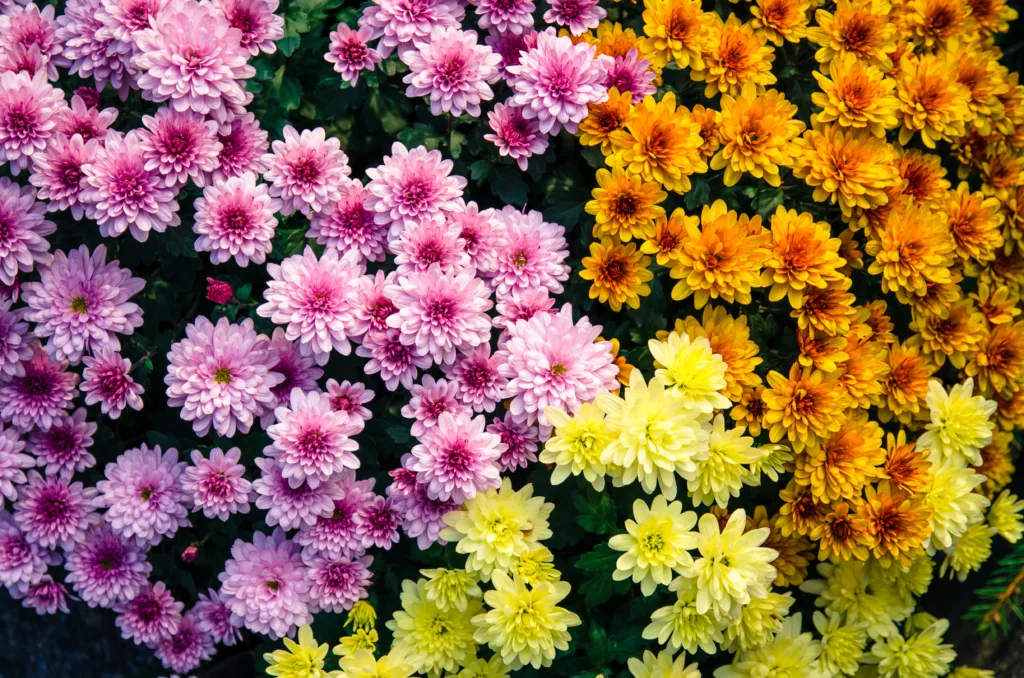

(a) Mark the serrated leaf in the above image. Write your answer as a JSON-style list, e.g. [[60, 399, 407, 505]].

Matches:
[[277, 35, 300, 57], [469, 160, 492, 181], [387, 425, 412, 445], [280, 77, 303, 112], [576, 543, 619, 572], [574, 492, 617, 535]]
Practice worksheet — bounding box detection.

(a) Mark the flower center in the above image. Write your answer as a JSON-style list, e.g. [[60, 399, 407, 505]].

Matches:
[[70, 296, 89, 314], [214, 367, 233, 384], [5, 110, 32, 137], [292, 157, 320, 184], [222, 207, 252, 235], [165, 132, 192, 157]]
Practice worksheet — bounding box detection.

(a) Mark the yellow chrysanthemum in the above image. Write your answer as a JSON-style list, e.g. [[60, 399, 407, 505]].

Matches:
[[732, 385, 768, 437], [420, 568, 481, 613], [801, 561, 900, 639], [751, 0, 811, 44], [980, 145, 1024, 202], [587, 168, 667, 242], [642, 207, 696, 266], [794, 411, 885, 503], [814, 612, 868, 677], [954, 45, 1010, 136], [578, 88, 635, 154], [946, 182, 1004, 265], [628, 649, 701, 678], [907, 300, 986, 369], [649, 331, 731, 413], [941, 522, 996, 581], [987, 489, 1024, 542], [980, 248, 1024, 299], [346, 601, 377, 631], [896, 149, 949, 208], [791, 276, 858, 337], [812, 54, 900, 137], [858, 299, 896, 345], [965, 321, 1024, 398], [808, 0, 897, 73], [688, 415, 763, 507], [866, 199, 956, 302], [714, 613, 821, 678], [859, 482, 933, 568], [386, 578, 480, 678], [333, 629, 378, 658], [870, 618, 956, 678], [896, 53, 973, 148], [665, 306, 764, 401], [691, 14, 777, 98], [968, 0, 1018, 35], [337, 650, 415, 678], [748, 506, 814, 586], [974, 431, 1016, 496], [761, 206, 845, 308], [880, 341, 936, 425], [610, 495, 698, 595], [591, 22, 644, 58], [763, 364, 851, 453], [542, 403, 612, 491], [811, 501, 874, 562], [837, 337, 889, 408], [265, 625, 337, 678], [472, 570, 582, 670], [837, 228, 865, 276], [918, 378, 997, 468], [640, 0, 710, 68], [922, 464, 989, 550], [711, 84, 805, 187], [644, 575, 726, 655], [581, 238, 654, 311], [445, 655, 509, 678], [691, 104, 722, 161], [722, 591, 794, 652], [798, 328, 849, 373], [510, 546, 561, 586], [899, 0, 974, 50]]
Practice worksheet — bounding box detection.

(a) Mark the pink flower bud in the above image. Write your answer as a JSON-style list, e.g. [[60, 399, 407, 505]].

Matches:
[[205, 278, 233, 304]]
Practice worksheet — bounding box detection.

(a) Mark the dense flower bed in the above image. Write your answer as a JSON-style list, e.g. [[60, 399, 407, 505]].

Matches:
[[1, 0, 1024, 675]]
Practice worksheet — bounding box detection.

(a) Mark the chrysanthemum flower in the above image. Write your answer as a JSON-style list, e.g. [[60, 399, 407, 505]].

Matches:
[[193, 172, 279, 267], [27, 408, 96, 477], [687, 416, 762, 508], [326, 23, 381, 86], [541, 403, 612, 491], [0, 343, 78, 432], [628, 649, 700, 678], [908, 299, 985, 369], [391, 480, 459, 550], [193, 588, 242, 647], [470, 0, 534, 34], [57, 0, 129, 96], [760, 206, 846, 309], [13, 471, 98, 551], [717, 614, 824, 678], [267, 389, 360, 489], [262, 126, 350, 216], [692, 14, 776, 98], [304, 553, 373, 614], [812, 54, 899, 138], [900, 0, 973, 50], [795, 412, 885, 503], [484, 102, 549, 171], [668, 307, 764, 404], [945, 183, 1004, 266], [639, 209, 692, 268], [965, 322, 1024, 398], [0, 424, 30, 511], [94, 0, 170, 63], [420, 568, 482, 613], [264, 624, 331, 678], [385, 577, 479, 677], [356, 493, 403, 550], [971, 283, 1020, 329], [137, 107, 222, 190], [808, 0, 896, 73], [924, 464, 988, 550], [357, 329, 432, 392], [763, 364, 850, 453], [859, 482, 933, 568], [401, 27, 500, 118], [896, 149, 950, 208], [639, 0, 708, 68], [485, 29, 538, 77], [486, 206, 569, 301], [402, 376, 469, 437], [813, 612, 868, 676], [64, 526, 152, 607], [975, 432, 1015, 496], [881, 341, 936, 424], [0, 71, 65, 174], [580, 239, 654, 312], [443, 346, 506, 413], [359, 0, 464, 58], [918, 378, 997, 468], [114, 581, 184, 647], [881, 433, 932, 498], [987, 489, 1024, 542], [941, 522, 995, 582], [410, 411, 503, 503], [609, 496, 697, 596], [0, 178, 55, 287], [389, 215, 470, 277], [792, 278, 858, 336], [643, 575, 725, 654], [896, 53, 972, 148], [586, 168, 666, 242], [601, 49, 657, 103], [577, 87, 634, 154], [365, 142, 466, 236], [213, 0, 284, 55], [751, 0, 810, 44], [253, 456, 343, 530], [490, 414, 539, 472], [865, 199, 956, 303], [337, 649, 414, 678], [648, 331, 730, 413], [871, 618, 956, 678], [27, 133, 97, 221], [712, 83, 804, 188], [182, 447, 253, 521], [545, 0, 605, 34], [210, 112, 270, 183], [10, 575, 70, 616]]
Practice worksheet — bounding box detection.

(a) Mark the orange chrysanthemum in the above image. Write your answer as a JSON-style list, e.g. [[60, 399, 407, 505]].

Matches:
[[763, 364, 852, 453], [812, 502, 874, 562], [668, 200, 770, 307], [970, 281, 1021, 327], [979, 248, 1024, 299], [777, 479, 829, 537], [691, 14, 777, 98], [690, 104, 722, 161], [882, 431, 933, 495], [946, 182, 1005, 265], [586, 168, 667, 242], [732, 385, 767, 436], [857, 300, 895, 345], [761, 206, 845, 308], [980, 146, 1024, 202], [974, 431, 1016, 497], [865, 199, 956, 302], [664, 305, 764, 401], [952, 128, 996, 180], [747, 506, 814, 586], [791, 123, 901, 219], [905, 271, 965, 321], [578, 88, 635, 154], [794, 411, 885, 502], [580, 238, 654, 311], [808, 0, 897, 73], [880, 340, 936, 424], [908, 299, 986, 369], [859, 482, 933, 568], [896, 149, 951, 208], [812, 54, 900, 138], [836, 229, 865, 276], [995, 388, 1024, 431], [836, 338, 889, 409], [965, 321, 1024, 397], [641, 207, 696, 266], [591, 22, 644, 58], [845, 186, 906, 239], [751, 0, 811, 45], [1003, 185, 1024, 249], [791, 276, 858, 337], [899, 0, 974, 50], [968, 0, 1019, 35], [896, 53, 973, 148], [798, 330, 850, 373], [604, 336, 636, 388], [954, 46, 1010, 136], [640, 0, 710, 68]]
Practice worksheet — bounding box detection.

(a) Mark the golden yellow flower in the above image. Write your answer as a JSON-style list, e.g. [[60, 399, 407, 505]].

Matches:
[[790, 276, 858, 337], [845, 186, 906, 239], [777, 479, 829, 537], [578, 88, 635, 155], [642, 208, 695, 266], [979, 248, 1024, 299], [808, 0, 897, 73], [732, 385, 767, 436], [691, 14, 777, 98], [751, 0, 811, 45], [711, 84, 805, 187], [899, 0, 974, 51], [880, 340, 936, 424], [836, 338, 889, 409], [970, 281, 1021, 327], [965, 321, 1024, 397], [586, 168, 667, 242], [640, 0, 709, 68], [882, 431, 933, 495], [974, 431, 1015, 497], [896, 149, 951, 209], [580, 238, 654, 312], [747, 506, 814, 586], [952, 128, 995, 180], [968, 0, 1019, 35], [761, 206, 845, 308], [866, 199, 956, 302], [1003, 184, 1024, 248], [664, 305, 764, 401], [858, 300, 895, 345], [946, 182, 1005, 265], [836, 229, 865, 276], [908, 299, 986, 368], [980, 146, 1024, 202], [763, 364, 851, 453], [795, 411, 885, 503], [906, 272, 965, 321], [608, 92, 707, 194], [995, 388, 1024, 431], [812, 501, 874, 562], [690, 104, 722, 161], [592, 22, 644, 58], [858, 482, 933, 568], [812, 54, 899, 138], [668, 199, 769, 307], [896, 53, 973, 148], [798, 330, 850, 373], [954, 46, 1010, 136], [791, 123, 901, 219]]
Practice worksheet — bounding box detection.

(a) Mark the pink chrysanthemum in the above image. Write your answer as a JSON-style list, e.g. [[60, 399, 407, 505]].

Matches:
[[443, 345, 507, 412], [365, 142, 467, 237], [262, 126, 351, 216], [138, 107, 223, 189], [193, 172, 279, 267], [358, 0, 465, 58], [494, 288, 555, 329], [54, 95, 118, 142], [349, 271, 398, 341], [296, 471, 374, 559], [267, 389, 361, 489], [603, 49, 657, 102], [390, 480, 457, 549], [212, 0, 284, 55], [448, 201, 506, 273], [303, 552, 373, 613], [253, 457, 343, 530], [410, 411, 504, 502], [0, 3, 65, 80], [218, 528, 313, 639], [258, 246, 363, 366], [96, 0, 171, 62], [28, 133, 99, 220], [485, 29, 538, 77], [325, 24, 381, 86], [115, 581, 184, 647], [81, 347, 145, 419], [193, 588, 242, 647], [489, 412, 540, 471], [544, 0, 606, 35], [496, 304, 618, 428], [355, 494, 401, 549], [22, 245, 145, 365], [183, 447, 253, 521], [265, 328, 324, 417], [325, 379, 374, 430], [10, 574, 70, 615], [0, 71, 64, 174], [0, 299, 31, 377], [0, 518, 51, 588], [211, 112, 269, 183], [308, 180, 388, 263], [132, 0, 255, 130], [81, 130, 182, 242], [508, 28, 610, 134], [389, 462, 418, 495], [56, 0, 129, 97], [0, 177, 56, 287], [95, 444, 190, 548], [154, 611, 215, 674], [484, 101, 550, 172], [471, 0, 535, 33], [401, 27, 501, 118], [391, 215, 472, 277], [165, 316, 283, 438], [402, 376, 470, 437], [64, 526, 152, 608], [385, 265, 493, 365], [488, 206, 570, 299], [27, 408, 97, 477], [0, 343, 78, 432], [0, 42, 48, 78], [356, 328, 432, 391], [0, 422, 32, 510], [13, 471, 99, 551]]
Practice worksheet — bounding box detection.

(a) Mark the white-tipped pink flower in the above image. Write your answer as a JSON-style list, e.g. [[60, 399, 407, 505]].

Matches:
[[358, 0, 465, 58], [325, 23, 381, 85], [267, 389, 361, 489], [81, 348, 145, 419], [0, 177, 56, 287], [410, 411, 504, 502], [212, 0, 285, 56], [183, 447, 254, 521], [193, 172, 280, 267], [262, 125, 351, 215], [401, 27, 501, 118], [138, 106, 223, 189], [0, 67, 65, 175]]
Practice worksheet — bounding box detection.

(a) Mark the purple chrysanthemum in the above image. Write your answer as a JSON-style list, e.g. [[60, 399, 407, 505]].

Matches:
[[295, 472, 373, 560], [13, 471, 99, 551], [10, 574, 70, 615], [212, 0, 285, 56], [165, 316, 283, 438], [0, 518, 52, 588], [365, 143, 467, 237], [193, 588, 242, 647], [470, 0, 535, 34], [354, 494, 401, 549], [389, 479, 457, 549], [267, 389, 361, 489], [402, 375, 469, 437], [304, 552, 372, 613], [488, 412, 539, 471], [253, 457, 343, 530], [0, 343, 78, 432], [0, 177, 56, 287], [261, 126, 351, 216], [447, 200, 506, 273], [485, 28, 537, 77], [543, 0, 606, 35], [81, 130, 182, 242], [308, 180, 388, 264], [95, 444, 189, 548], [0, 423, 32, 510], [0, 67, 65, 174], [390, 215, 471, 277], [138, 106, 223, 189], [154, 611, 215, 674], [81, 347, 145, 419], [96, 0, 171, 65], [54, 95, 118, 142], [493, 287, 555, 330], [603, 49, 657, 102], [218, 528, 312, 639], [115, 581, 184, 647], [401, 27, 501, 118], [410, 411, 503, 502], [0, 3, 65, 80], [183, 447, 253, 521], [508, 28, 610, 134], [257, 246, 363, 366], [211, 112, 269, 183], [325, 24, 381, 86], [496, 304, 618, 428], [348, 270, 397, 342], [265, 328, 324, 417], [358, 0, 465, 58], [325, 379, 374, 430], [484, 101, 549, 171], [356, 328, 432, 392], [56, 0, 129, 98], [27, 133, 99, 220], [22, 245, 145, 365], [0, 299, 31, 377], [27, 408, 97, 477], [132, 0, 255, 130], [193, 172, 279, 267], [64, 526, 152, 608], [443, 345, 507, 412], [488, 206, 569, 299]]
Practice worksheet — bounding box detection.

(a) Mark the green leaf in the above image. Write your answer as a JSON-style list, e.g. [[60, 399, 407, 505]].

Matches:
[[491, 167, 529, 206], [398, 123, 442, 151], [469, 160, 492, 181], [753, 187, 785, 218], [574, 491, 617, 535], [387, 425, 412, 445], [684, 176, 710, 211], [449, 130, 467, 158], [277, 35, 300, 57], [280, 77, 303, 112], [576, 543, 619, 572], [587, 624, 609, 668], [235, 284, 252, 303]]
